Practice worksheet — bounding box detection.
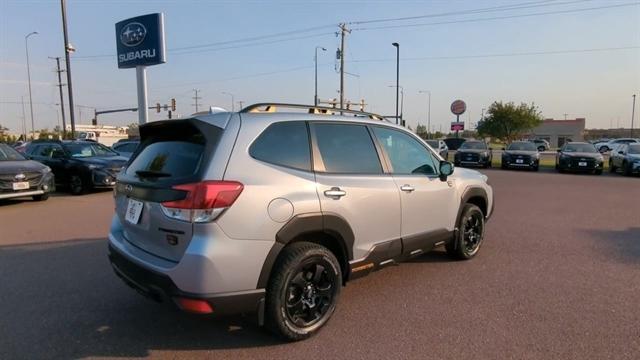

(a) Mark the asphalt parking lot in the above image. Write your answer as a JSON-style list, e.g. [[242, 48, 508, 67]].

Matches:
[[1, 169, 638, 359]]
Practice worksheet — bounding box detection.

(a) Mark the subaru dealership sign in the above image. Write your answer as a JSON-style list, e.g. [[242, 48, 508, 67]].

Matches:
[[115, 13, 166, 68]]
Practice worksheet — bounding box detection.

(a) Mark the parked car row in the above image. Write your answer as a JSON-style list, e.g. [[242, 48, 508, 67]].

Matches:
[[452, 140, 637, 177], [0, 143, 55, 201]]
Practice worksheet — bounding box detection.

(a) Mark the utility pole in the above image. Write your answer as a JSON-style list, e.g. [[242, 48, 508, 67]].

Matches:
[[60, 0, 76, 137], [238, 100, 244, 110], [392, 42, 399, 125], [338, 23, 350, 109], [314, 46, 326, 106], [25, 32, 38, 140], [49, 57, 67, 136], [632, 94, 636, 138], [192, 89, 201, 112]]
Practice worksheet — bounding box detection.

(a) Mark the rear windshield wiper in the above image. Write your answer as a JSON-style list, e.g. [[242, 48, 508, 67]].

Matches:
[[135, 170, 171, 178]]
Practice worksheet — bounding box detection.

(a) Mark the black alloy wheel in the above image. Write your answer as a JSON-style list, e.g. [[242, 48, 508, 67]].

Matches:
[[69, 175, 85, 195], [284, 261, 337, 329], [265, 242, 341, 341], [446, 203, 485, 260]]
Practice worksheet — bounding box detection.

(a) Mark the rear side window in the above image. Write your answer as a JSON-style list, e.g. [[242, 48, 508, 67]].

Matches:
[[313, 123, 382, 174], [126, 121, 215, 180], [250, 121, 311, 171]]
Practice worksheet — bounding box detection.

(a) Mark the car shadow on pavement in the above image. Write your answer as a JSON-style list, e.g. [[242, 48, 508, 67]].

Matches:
[[583, 227, 640, 264], [0, 238, 283, 359]]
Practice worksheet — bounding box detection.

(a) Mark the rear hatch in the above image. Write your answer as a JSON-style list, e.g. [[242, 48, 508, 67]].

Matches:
[[114, 119, 225, 263]]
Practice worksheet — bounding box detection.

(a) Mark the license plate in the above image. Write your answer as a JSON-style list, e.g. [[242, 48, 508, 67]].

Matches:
[[578, 161, 587, 167], [12, 182, 29, 191], [125, 199, 144, 224], [516, 159, 524, 164]]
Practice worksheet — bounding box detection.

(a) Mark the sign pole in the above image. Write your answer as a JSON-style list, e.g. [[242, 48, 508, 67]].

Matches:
[[456, 115, 460, 138], [136, 65, 148, 125]]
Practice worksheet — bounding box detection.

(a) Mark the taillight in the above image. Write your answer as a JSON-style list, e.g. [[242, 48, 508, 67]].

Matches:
[[160, 181, 244, 223]]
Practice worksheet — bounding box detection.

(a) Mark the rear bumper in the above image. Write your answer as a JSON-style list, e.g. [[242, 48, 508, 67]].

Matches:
[[108, 244, 265, 316]]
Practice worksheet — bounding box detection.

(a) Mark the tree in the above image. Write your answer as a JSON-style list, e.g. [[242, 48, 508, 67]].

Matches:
[[415, 124, 428, 139], [476, 101, 543, 143]]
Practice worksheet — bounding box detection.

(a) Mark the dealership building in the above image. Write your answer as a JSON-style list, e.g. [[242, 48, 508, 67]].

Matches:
[[528, 118, 586, 148]]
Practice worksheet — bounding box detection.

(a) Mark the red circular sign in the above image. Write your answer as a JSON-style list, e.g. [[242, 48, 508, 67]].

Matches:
[[450, 100, 466, 115]]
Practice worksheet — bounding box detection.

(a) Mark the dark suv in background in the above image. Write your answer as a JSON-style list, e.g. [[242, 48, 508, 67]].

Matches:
[[501, 141, 540, 171], [555, 142, 603, 175], [26, 140, 128, 194], [454, 140, 492, 168], [609, 143, 640, 176]]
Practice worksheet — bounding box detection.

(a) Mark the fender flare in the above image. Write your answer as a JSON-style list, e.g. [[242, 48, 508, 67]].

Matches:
[[256, 212, 354, 289]]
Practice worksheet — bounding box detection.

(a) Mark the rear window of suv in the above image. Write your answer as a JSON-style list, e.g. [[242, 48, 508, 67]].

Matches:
[[125, 121, 217, 180], [250, 121, 311, 171]]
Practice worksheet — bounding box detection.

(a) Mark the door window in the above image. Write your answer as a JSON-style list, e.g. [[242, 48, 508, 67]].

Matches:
[[372, 126, 438, 175], [313, 123, 382, 174]]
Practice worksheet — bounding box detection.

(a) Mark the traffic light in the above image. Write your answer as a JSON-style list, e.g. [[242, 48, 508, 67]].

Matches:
[[171, 98, 176, 111], [156, 103, 161, 113]]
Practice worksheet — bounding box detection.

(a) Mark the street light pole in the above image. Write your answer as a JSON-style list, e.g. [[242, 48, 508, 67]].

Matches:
[[632, 94, 636, 138], [25, 31, 38, 140], [392, 42, 399, 125], [314, 46, 326, 106], [419, 90, 431, 138], [222, 92, 235, 112], [60, 0, 76, 137]]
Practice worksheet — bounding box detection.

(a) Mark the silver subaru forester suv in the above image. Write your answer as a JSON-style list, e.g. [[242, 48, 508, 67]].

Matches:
[[108, 103, 494, 341]]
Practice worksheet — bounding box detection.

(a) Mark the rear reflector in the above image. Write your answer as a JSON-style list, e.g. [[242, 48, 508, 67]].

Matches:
[[174, 297, 214, 314], [160, 181, 243, 223]]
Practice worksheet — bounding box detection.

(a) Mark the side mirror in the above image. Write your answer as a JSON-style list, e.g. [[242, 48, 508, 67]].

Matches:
[[439, 161, 454, 182], [556, 149, 561, 153], [501, 147, 506, 151], [618, 150, 624, 155]]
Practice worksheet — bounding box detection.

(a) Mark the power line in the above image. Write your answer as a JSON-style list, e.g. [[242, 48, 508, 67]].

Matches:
[[348, 0, 587, 25], [349, 46, 640, 63], [353, 2, 640, 31], [74, 27, 336, 60]]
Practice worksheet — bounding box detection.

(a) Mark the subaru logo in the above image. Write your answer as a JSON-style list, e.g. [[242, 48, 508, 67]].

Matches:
[[120, 22, 146, 47], [125, 184, 133, 193], [15, 173, 26, 180]]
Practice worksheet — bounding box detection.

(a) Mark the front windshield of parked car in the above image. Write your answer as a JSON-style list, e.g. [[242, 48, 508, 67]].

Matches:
[[508, 142, 537, 151], [628, 144, 640, 154], [460, 141, 486, 150], [0, 144, 26, 161], [64, 143, 118, 158], [426, 140, 438, 148], [563, 143, 597, 153]]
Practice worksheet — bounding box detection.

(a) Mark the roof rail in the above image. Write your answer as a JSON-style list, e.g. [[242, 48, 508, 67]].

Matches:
[[239, 103, 389, 122]]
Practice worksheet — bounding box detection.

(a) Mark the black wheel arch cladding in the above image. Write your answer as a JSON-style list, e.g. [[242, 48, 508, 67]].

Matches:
[[257, 212, 354, 289]]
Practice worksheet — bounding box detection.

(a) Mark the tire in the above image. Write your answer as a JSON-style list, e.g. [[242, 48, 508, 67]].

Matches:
[[623, 161, 632, 176], [532, 165, 539, 172], [446, 204, 485, 260], [501, 163, 507, 170], [594, 169, 603, 175], [69, 174, 86, 195], [32, 194, 49, 201], [265, 242, 342, 341], [609, 160, 617, 173]]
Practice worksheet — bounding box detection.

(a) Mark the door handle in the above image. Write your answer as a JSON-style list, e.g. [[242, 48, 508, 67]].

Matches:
[[324, 187, 346, 198], [400, 184, 415, 192]]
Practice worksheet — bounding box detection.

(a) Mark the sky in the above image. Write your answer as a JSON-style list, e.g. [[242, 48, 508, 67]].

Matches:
[[1, 0, 639, 135]]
